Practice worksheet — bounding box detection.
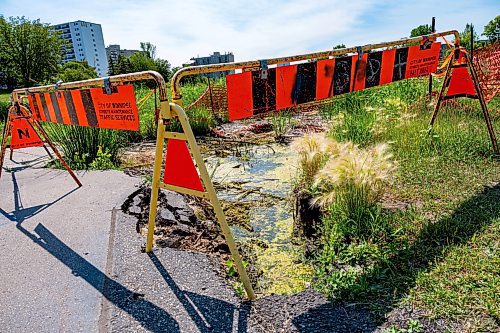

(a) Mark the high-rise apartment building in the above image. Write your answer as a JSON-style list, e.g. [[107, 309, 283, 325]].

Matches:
[[106, 44, 140, 63], [52, 20, 108, 77], [190, 52, 235, 79]]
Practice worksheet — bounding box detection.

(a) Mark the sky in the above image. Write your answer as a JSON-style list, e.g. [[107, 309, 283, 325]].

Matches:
[[0, 0, 498, 66]]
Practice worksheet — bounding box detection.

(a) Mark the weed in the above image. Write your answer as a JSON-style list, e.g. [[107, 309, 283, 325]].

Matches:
[[89, 147, 116, 170], [313, 142, 397, 213], [271, 110, 293, 138]]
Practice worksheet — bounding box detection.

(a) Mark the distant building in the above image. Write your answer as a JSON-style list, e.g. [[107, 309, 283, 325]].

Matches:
[[190, 52, 235, 79], [106, 44, 140, 63], [52, 20, 108, 77]]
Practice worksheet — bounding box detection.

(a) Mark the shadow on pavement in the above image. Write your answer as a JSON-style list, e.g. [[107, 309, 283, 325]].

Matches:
[[15, 222, 180, 332], [0, 169, 79, 223], [148, 252, 250, 333]]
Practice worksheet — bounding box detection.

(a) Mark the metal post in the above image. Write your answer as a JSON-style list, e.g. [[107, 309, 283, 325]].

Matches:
[[207, 77, 215, 113], [145, 107, 167, 253], [470, 24, 474, 59], [0, 111, 13, 181], [428, 17, 436, 98], [170, 102, 256, 300]]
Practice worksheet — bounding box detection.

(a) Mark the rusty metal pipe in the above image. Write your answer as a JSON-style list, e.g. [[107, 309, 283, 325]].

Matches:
[[171, 30, 460, 104], [12, 71, 168, 102]]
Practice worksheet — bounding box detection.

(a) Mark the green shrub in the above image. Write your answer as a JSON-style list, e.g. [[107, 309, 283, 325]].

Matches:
[[0, 100, 9, 123], [167, 107, 215, 136], [45, 124, 124, 169]]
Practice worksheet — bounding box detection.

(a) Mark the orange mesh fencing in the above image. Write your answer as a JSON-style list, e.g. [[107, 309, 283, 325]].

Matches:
[[473, 42, 500, 103]]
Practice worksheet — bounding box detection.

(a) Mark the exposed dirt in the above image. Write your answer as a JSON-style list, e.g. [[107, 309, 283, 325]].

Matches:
[[121, 186, 232, 259]]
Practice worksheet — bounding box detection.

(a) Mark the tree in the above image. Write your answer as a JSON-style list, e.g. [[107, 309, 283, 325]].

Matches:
[[116, 54, 132, 74], [57, 61, 97, 82], [483, 15, 500, 43], [460, 23, 480, 50], [154, 58, 172, 81], [0, 16, 64, 87], [128, 51, 157, 72], [410, 24, 432, 37], [108, 56, 117, 76], [333, 44, 346, 49], [140, 42, 157, 59], [112, 42, 172, 81]]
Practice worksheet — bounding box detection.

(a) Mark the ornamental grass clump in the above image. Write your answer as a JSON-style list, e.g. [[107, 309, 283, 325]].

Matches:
[[291, 133, 330, 185], [313, 142, 397, 220], [292, 133, 396, 226]]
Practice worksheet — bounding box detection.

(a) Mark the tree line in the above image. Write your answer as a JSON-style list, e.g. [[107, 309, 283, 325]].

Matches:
[[410, 15, 499, 50], [1, 15, 499, 90], [0, 16, 174, 89]]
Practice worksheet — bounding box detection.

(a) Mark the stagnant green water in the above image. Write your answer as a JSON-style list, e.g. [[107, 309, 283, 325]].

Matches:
[[205, 143, 312, 294]]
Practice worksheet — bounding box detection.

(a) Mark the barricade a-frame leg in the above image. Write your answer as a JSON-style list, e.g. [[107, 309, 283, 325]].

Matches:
[[145, 101, 256, 300], [428, 47, 498, 155], [0, 103, 82, 186], [0, 109, 14, 180]]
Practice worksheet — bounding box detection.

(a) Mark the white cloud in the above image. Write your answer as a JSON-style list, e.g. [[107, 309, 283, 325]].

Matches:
[[0, 0, 497, 67]]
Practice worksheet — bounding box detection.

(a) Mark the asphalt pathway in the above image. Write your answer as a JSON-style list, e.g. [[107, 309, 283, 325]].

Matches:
[[0, 147, 376, 333], [0, 147, 140, 332], [0, 147, 245, 333]]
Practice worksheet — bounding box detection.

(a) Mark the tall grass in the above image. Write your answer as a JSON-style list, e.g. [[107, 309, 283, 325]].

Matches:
[[310, 77, 499, 330], [313, 142, 396, 215], [44, 124, 124, 169]]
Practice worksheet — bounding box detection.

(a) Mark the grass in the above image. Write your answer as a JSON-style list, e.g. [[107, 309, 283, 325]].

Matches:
[[311, 77, 499, 331]]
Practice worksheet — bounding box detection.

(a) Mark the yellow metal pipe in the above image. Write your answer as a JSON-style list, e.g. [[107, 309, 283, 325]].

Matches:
[[171, 30, 461, 103], [145, 112, 167, 253], [12, 71, 168, 102], [169, 102, 256, 300]]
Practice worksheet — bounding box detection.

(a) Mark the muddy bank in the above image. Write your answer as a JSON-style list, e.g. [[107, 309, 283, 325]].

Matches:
[[121, 186, 231, 257]]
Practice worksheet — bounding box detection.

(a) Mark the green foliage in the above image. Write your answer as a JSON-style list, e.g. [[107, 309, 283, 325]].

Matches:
[[0, 92, 10, 124], [410, 24, 432, 37], [110, 42, 172, 81], [460, 23, 480, 50], [311, 78, 499, 330], [225, 259, 237, 277], [168, 107, 215, 136], [483, 15, 500, 42], [57, 60, 98, 82], [89, 147, 115, 170], [0, 16, 64, 87], [271, 110, 293, 138], [384, 320, 424, 333], [45, 124, 124, 169], [130, 84, 215, 140]]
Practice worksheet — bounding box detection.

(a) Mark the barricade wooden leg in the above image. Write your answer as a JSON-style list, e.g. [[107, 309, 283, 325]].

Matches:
[[0, 113, 13, 181], [16, 104, 82, 187], [429, 49, 455, 129], [170, 103, 256, 300], [146, 117, 166, 253]]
